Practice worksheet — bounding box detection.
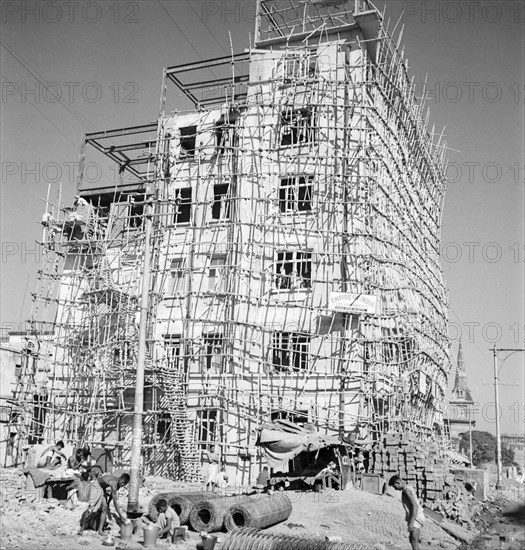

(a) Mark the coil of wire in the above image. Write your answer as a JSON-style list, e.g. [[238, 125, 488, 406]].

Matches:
[[189, 496, 240, 533], [167, 492, 221, 525], [224, 492, 292, 531], [220, 528, 358, 550]]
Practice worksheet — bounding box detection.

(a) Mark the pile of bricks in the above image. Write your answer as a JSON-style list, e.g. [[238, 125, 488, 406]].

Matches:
[[370, 432, 450, 503], [433, 483, 477, 527]]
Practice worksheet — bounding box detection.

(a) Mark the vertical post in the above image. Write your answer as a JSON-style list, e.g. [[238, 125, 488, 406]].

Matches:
[[468, 406, 473, 466], [493, 345, 502, 489], [127, 198, 153, 513], [254, 0, 261, 46]]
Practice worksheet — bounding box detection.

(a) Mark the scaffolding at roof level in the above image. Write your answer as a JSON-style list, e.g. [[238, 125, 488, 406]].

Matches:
[[8, 0, 452, 483]]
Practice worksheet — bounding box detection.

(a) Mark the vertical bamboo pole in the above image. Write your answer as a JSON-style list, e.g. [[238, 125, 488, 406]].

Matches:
[[127, 198, 153, 513]]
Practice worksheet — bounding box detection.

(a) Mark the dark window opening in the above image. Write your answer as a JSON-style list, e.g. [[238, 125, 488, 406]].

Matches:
[[156, 413, 172, 441], [271, 409, 309, 424], [173, 188, 191, 224], [280, 108, 315, 146], [128, 201, 143, 229], [180, 126, 196, 157], [216, 120, 228, 154], [198, 408, 217, 450], [279, 176, 313, 213], [275, 251, 312, 290], [202, 333, 223, 370], [28, 394, 48, 444], [164, 335, 183, 371], [212, 184, 230, 220], [272, 332, 310, 372]]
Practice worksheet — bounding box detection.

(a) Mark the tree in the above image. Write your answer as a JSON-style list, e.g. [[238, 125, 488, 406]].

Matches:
[[501, 445, 515, 467], [459, 430, 515, 467]]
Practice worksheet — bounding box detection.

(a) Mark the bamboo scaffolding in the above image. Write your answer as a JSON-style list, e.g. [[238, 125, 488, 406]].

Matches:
[[7, 0, 451, 480]]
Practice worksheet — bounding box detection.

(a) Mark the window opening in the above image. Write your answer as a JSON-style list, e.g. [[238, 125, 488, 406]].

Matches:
[[168, 259, 184, 294], [198, 408, 217, 450], [279, 176, 313, 213], [208, 256, 227, 293], [280, 108, 315, 146], [179, 126, 196, 157], [275, 251, 312, 289], [202, 333, 223, 370], [173, 188, 191, 224], [128, 201, 143, 229], [164, 335, 182, 371], [212, 184, 230, 220], [272, 332, 310, 371]]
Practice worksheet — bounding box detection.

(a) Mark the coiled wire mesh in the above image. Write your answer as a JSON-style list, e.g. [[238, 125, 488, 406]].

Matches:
[[224, 493, 292, 531], [220, 528, 359, 550], [147, 491, 220, 523], [167, 492, 221, 525]]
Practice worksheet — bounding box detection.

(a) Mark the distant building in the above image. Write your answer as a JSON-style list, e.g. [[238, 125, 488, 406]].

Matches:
[[446, 340, 475, 451]]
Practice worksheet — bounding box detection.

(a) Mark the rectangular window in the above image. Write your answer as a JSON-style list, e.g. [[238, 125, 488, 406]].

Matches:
[[215, 119, 228, 154], [212, 184, 230, 220], [208, 256, 227, 293], [271, 409, 309, 424], [272, 332, 310, 372], [128, 201, 144, 229], [279, 176, 313, 213], [280, 107, 315, 146], [275, 251, 312, 290], [202, 333, 223, 370], [156, 413, 172, 442], [283, 54, 317, 81], [164, 335, 183, 373], [198, 408, 217, 450], [168, 259, 184, 294], [28, 394, 48, 444], [173, 188, 191, 224], [180, 126, 196, 158]]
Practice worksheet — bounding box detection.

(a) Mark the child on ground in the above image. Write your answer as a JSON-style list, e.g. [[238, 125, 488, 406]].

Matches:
[[389, 475, 425, 550], [145, 499, 180, 539]]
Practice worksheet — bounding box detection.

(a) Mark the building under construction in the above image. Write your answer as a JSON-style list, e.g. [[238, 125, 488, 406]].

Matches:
[[8, 0, 451, 484]]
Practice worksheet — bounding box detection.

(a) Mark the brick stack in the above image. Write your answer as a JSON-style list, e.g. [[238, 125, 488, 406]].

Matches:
[[370, 433, 450, 504]]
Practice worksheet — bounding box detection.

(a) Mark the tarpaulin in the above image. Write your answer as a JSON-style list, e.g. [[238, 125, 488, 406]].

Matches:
[[258, 421, 340, 469]]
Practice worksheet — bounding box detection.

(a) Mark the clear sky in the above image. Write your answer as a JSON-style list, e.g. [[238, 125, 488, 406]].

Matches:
[[1, 1, 523, 435]]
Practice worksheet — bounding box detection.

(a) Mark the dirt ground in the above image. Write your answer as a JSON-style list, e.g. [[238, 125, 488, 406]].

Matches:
[[0, 472, 462, 550]]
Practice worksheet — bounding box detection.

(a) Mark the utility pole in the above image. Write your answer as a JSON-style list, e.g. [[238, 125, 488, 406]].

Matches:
[[468, 405, 473, 466], [492, 345, 502, 490], [491, 346, 525, 491], [127, 197, 153, 514]]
